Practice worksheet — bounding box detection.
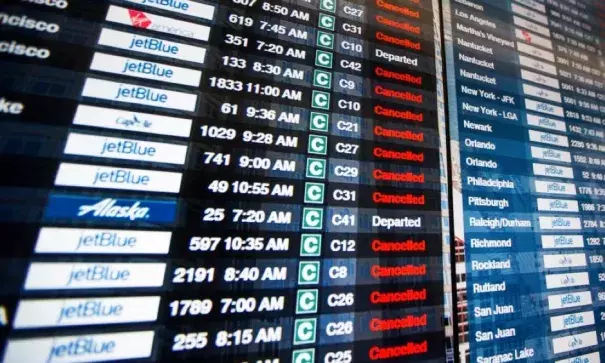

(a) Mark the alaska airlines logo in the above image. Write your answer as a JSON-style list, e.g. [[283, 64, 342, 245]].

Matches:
[[558, 256, 573, 265], [561, 274, 576, 285], [568, 335, 582, 348], [78, 198, 149, 221], [116, 114, 152, 128], [128, 9, 152, 28], [45, 194, 176, 224]]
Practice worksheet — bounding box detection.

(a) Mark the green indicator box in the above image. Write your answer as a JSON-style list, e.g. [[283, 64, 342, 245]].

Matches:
[[307, 135, 328, 155], [295, 289, 319, 314], [316, 31, 334, 49], [298, 261, 321, 284], [319, 0, 336, 12], [318, 14, 335, 30], [315, 50, 334, 69], [292, 349, 315, 363], [309, 112, 329, 132], [303, 183, 325, 204], [301, 207, 323, 229], [311, 90, 330, 110], [313, 69, 332, 89], [300, 234, 322, 256], [305, 158, 326, 179]]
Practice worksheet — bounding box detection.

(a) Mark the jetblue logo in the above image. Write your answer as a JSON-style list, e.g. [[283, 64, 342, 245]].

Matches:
[[562, 314, 584, 328], [97, 28, 207, 65], [547, 183, 567, 192], [49, 336, 117, 360], [54, 163, 182, 193], [67, 265, 131, 286], [77, 232, 137, 250], [93, 169, 150, 186], [142, 0, 189, 11], [128, 35, 179, 54], [542, 149, 561, 159], [561, 293, 581, 305], [126, 0, 215, 21], [58, 299, 123, 323], [101, 139, 156, 156], [65, 132, 189, 164], [554, 236, 573, 246], [544, 165, 564, 175], [90, 52, 201, 87], [44, 194, 177, 224], [114, 84, 167, 103], [551, 217, 571, 227], [121, 59, 173, 78], [537, 103, 555, 112], [550, 200, 568, 209]]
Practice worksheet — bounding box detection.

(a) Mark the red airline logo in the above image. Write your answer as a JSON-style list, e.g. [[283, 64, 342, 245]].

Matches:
[[128, 9, 152, 29]]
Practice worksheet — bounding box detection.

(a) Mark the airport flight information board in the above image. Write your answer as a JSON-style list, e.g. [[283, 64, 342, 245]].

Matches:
[[0, 0, 451, 362], [443, 0, 605, 362]]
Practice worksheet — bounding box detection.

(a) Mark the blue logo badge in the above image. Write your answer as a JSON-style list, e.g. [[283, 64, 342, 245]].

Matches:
[[44, 194, 177, 224]]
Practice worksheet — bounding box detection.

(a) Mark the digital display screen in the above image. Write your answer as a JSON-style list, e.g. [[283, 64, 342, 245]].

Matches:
[[4, 0, 605, 362], [442, 0, 605, 362], [0, 0, 452, 362]]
